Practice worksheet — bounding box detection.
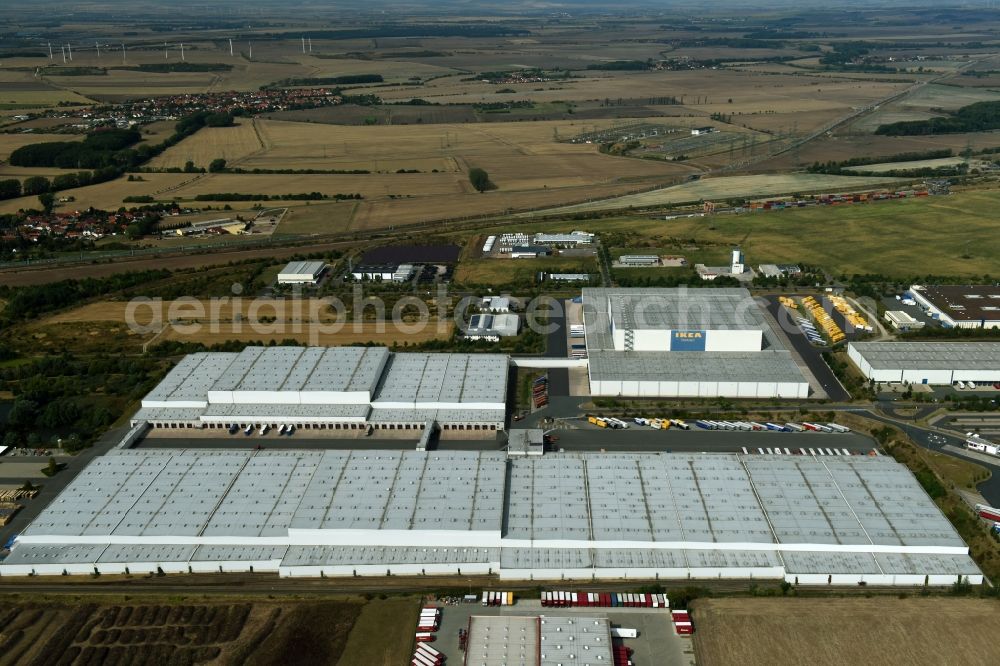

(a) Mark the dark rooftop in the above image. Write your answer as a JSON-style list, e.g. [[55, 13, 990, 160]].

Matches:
[[915, 285, 1000, 322], [361, 244, 461, 264]]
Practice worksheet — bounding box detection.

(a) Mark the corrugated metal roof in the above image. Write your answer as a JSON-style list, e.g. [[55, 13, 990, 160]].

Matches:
[[849, 342, 1000, 371]]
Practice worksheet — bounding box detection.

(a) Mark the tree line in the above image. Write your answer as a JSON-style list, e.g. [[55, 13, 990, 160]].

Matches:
[[876, 101, 1000, 136], [3, 110, 237, 202]]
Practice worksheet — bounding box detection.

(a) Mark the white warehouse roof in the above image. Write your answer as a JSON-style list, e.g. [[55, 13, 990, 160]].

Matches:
[[4, 449, 980, 586], [138, 346, 507, 427], [848, 342, 1000, 372]]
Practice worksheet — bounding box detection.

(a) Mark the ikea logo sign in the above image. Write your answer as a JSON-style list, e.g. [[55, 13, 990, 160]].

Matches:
[[671, 330, 707, 351]]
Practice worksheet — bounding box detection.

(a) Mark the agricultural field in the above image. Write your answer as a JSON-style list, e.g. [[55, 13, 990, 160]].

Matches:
[[455, 255, 598, 287], [532, 187, 1000, 277], [156, 321, 454, 348], [526, 173, 906, 215], [0, 172, 196, 213], [692, 598, 1000, 666], [35, 298, 454, 350], [0, 132, 83, 161], [0, 599, 366, 666], [843, 157, 976, 173], [146, 119, 263, 169]]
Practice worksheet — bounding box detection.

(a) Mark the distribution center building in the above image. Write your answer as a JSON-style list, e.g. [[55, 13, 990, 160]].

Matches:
[[131, 346, 508, 432], [277, 261, 326, 285], [1, 449, 980, 587], [909, 284, 1000, 329], [583, 288, 809, 398], [848, 341, 1000, 385]]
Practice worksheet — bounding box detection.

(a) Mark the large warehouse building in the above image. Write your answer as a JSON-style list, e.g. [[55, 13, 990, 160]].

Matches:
[[583, 288, 810, 398], [132, 346, 508, 432], [848, 341, 1000, 385], [1, 449, 980, 586], [909, 284, 1000, 329]]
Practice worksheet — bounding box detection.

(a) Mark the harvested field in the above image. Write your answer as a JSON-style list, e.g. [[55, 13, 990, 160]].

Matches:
[[692, 598, 1000, 666], [0, 599, 364, 666], [844, 157, 974, 173], [40, 299, 455, 348], [0, 172, 195, 213], [158, 320, 454, 347], [0, 132, 83, 161], [525, 173, 905, 215], [147, 119, 263, 169], [0, 239, 354, 287]]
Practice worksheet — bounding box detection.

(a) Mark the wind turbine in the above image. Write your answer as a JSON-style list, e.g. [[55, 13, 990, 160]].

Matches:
[[61, 45, 66, 63], [96, 42, 100, 58], [301, 37, 305, 54], [248, 42, 252, 60], [122, 43, 126, 65], [180, 43, 185, 61], [229, 38, 234, 56], [67, 43, 72, 61], [308, 38, 312, 53], [164, 42, 168, 59], [47, 42, 53, 59]]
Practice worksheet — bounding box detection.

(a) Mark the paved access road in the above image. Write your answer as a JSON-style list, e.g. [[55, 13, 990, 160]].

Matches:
[[850, 409, 1000, 506], [761, 295, 850, 401]]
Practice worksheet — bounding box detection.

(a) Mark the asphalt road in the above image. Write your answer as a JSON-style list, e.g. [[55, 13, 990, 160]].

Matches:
[[547, 427, 876, 454], [762, 295, 850, 401], [850, 409, 1000, 506]]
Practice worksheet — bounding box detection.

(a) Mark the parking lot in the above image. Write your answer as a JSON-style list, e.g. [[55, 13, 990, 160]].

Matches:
[[545, 426, 877, 455], [430, 599, 693, 666]]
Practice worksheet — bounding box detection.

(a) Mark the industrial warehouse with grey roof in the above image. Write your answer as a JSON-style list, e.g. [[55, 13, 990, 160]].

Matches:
[[582, 287, 810, 398], [848, 341, 1000, 385], [132, 346, 508, 431], [1, 449, 980, 586]]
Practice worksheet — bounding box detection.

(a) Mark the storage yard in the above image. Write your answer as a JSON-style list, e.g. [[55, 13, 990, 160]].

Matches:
[[583, 288, 811, 398], [692, 598, 1000, 666], [0, 448, 980, 586]]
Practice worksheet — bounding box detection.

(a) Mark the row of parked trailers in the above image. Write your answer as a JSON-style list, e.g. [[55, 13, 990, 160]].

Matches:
[[748, 190, 929, 211], [741, 446, 865, 456], [672, 609, 693, 635], [411, 640, 444, 666], [480, 591, 515, 606], [413, 606, 442, 661], [541, 591, 669, 608], [694, 420, 850, 433]]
